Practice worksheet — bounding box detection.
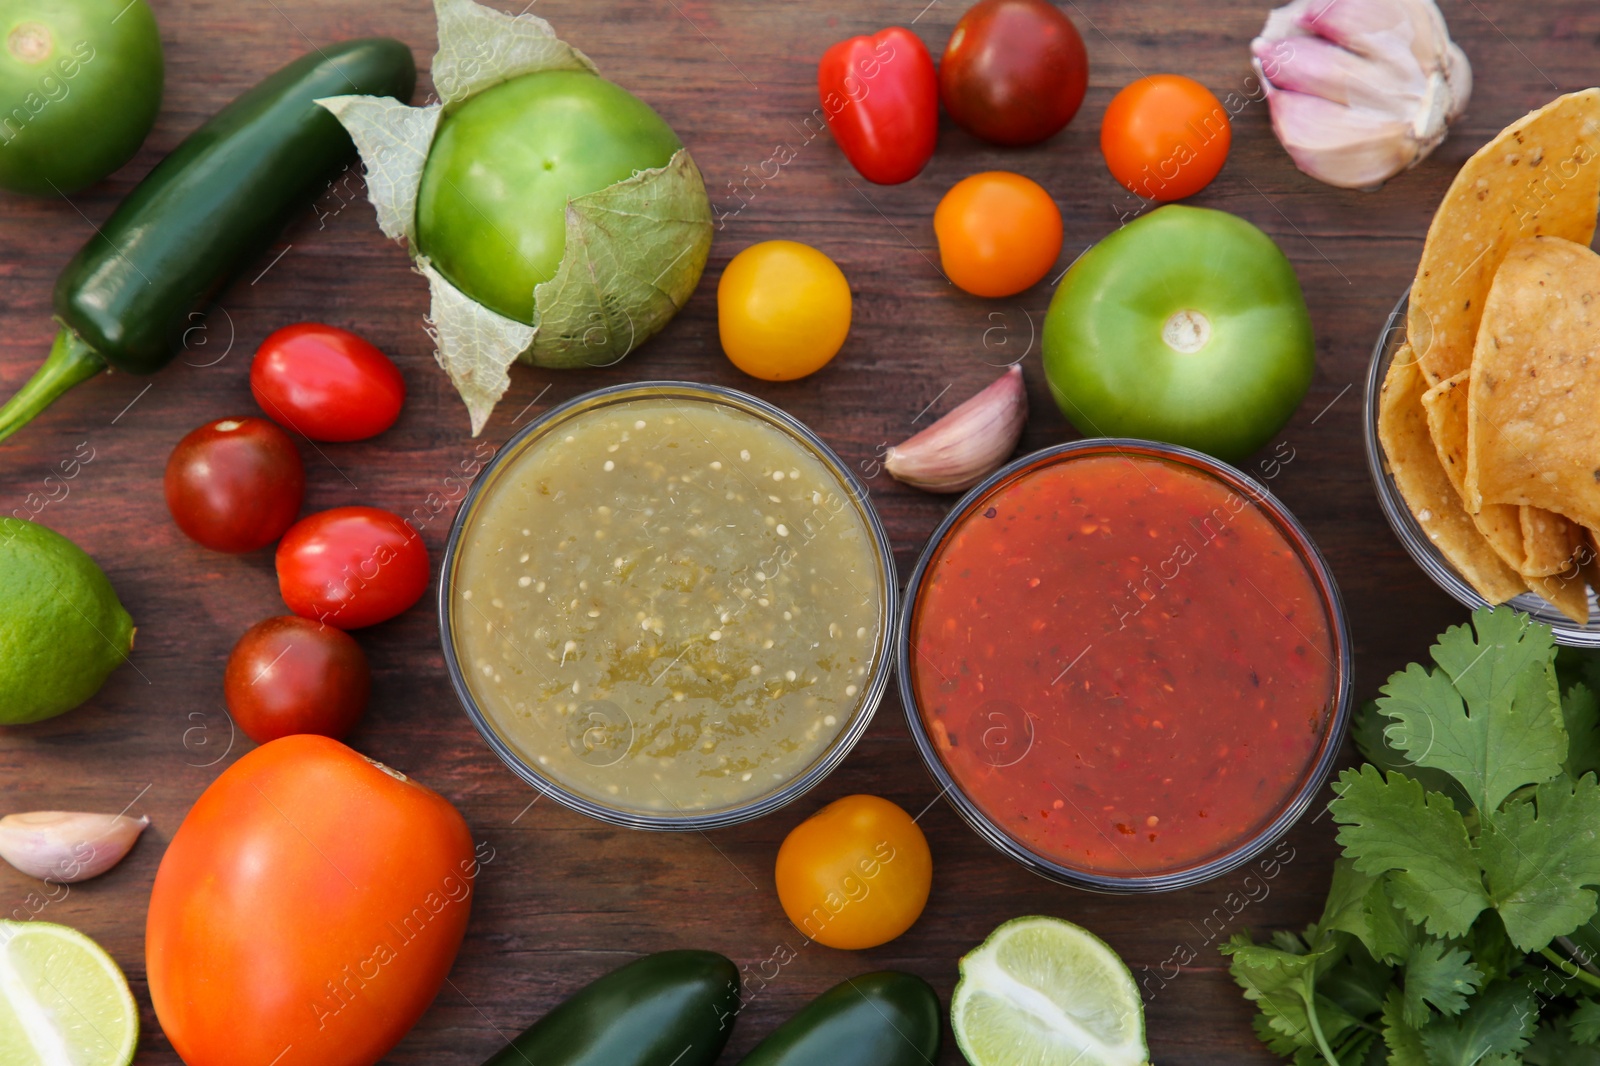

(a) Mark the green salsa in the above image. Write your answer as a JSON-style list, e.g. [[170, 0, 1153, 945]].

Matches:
[[451, 395, 885, 814]]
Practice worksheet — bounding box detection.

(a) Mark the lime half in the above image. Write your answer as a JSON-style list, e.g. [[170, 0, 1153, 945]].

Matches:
[[0, 921, 138, 1066], [952, 915, 1149, 1066]]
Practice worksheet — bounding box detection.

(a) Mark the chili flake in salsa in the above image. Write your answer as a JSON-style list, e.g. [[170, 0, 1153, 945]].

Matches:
[[909, 452, 1335, 875]]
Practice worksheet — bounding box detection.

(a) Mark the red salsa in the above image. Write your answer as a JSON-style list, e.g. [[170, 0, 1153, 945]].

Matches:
[[909, 452, 1335, 876]]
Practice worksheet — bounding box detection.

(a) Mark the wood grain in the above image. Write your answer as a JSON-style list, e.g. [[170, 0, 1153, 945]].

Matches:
[[2, 0, 1596, 1061]]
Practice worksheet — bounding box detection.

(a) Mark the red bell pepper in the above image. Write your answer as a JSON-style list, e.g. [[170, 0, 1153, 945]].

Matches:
[[817, 27, 938, 185]]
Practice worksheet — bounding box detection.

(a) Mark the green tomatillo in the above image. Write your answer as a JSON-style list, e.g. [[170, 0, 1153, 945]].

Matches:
[[321, 0, 712, 435], [0, 0, 163, 196], [416, 69, 684, 325], [1042, 204, 1314, 463]]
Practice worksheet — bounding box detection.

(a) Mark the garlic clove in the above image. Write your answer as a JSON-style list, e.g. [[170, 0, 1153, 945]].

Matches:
[[885, 365, 1027, 494], [0, 811, 150, 883], [1256, 72, 1419, 190], [1254, 36, 1421, 113]]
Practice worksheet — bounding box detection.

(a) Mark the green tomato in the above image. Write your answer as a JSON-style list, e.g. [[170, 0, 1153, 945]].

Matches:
[[415, 69, 683, 325], [0, 0, 163, 196], [1042, 204, 1314, 464]]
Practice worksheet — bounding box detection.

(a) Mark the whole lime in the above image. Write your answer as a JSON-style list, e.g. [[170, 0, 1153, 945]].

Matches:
[[414, 69, 683, 324], [0, 518, 134, 724], [0, 0, 165, 196]]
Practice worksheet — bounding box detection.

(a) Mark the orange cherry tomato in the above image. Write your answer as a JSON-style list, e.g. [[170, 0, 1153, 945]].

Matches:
[[146, 735, 478, 1066], [1101, 74, 1231, 202], [775, 794, 933, 950], [933, 171, 1063, 298]]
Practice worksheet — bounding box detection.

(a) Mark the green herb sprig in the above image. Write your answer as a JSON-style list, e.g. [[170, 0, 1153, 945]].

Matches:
[[1223, 607, 1600, 1065]]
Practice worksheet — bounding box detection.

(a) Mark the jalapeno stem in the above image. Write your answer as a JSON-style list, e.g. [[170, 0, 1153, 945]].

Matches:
[[0, 328, 108, 446]]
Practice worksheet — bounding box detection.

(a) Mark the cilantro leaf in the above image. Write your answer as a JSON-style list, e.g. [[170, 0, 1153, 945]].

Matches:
[[1374, 607, 1564, 814], [1526, 1015, 1600, 1065], [1222, 933, 1357, 1056], [1400, 937, 1481, 1025], [1332, 765, 1489, 938], [1479, 775, 1600, 950], [1321, 858, 1415, 965], [1353, 698, 1472, 812], [1565, 682, 1600, 780], [1417, 979, 1537, 1065], [1557, 646, 1600, 698], [1381, 986, 1429, 1066], [1318, 938, 1393, 1026], [1573, 999, 1600, 1044]]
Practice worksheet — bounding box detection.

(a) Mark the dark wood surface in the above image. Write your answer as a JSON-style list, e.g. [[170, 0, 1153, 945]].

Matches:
[[3, 0, 1597, 1062]]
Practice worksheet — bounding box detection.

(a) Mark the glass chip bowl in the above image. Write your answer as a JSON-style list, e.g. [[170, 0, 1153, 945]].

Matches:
[[1363, 291, 1600, 645]]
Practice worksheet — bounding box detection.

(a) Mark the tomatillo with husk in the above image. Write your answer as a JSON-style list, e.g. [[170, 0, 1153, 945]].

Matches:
[[417, 70, 684, 325], [319, 0, 712, 434], [1041, 204, 1314, 463], [0, 0, 163, 196]]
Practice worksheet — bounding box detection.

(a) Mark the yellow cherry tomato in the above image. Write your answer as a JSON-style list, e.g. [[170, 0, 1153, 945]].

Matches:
[[775, 794, 933, 950], [934, 171, 1063, 297], [718, 240, 852, 381]]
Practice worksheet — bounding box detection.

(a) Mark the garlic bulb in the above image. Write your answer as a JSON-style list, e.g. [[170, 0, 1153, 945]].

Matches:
[[885, 365, 1027, 493], [1251, 0, 1471, 190], [0, 811, 149, 883]]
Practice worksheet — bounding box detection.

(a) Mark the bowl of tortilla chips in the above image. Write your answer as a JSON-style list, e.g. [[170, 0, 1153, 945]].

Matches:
[[1365, 88, 1600, 643]]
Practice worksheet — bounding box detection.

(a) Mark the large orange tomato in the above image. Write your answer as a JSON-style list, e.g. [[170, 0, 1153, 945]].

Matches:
[[146, 735, 479, 1066]]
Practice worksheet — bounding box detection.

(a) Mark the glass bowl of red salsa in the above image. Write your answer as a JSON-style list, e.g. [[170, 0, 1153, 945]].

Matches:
[[897, 439, 1352, 892]]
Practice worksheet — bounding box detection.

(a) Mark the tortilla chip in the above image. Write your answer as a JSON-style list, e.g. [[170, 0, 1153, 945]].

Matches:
[[1419, 369, 1526, 567], [1580, 528, 1600, 590], [1377, 347, 1526, 603], [1409, 89, 1600, 385], [1466, 236, 1600, 531], [1520, 505, 1585, 577], [1528, 569, 1593, 625]]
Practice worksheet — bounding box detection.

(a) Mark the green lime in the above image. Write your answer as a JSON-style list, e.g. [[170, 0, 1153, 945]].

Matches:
[[0, 518, 133, 724], [0, 920, 138, 1065], [951, 915, 1150, 1066]]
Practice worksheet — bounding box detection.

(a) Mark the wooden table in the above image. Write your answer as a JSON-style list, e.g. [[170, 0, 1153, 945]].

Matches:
[[2, 0, 1595, 1061]]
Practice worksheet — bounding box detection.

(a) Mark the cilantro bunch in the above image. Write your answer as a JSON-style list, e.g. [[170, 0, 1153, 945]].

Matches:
[[1223, 607, 1600, 1065]]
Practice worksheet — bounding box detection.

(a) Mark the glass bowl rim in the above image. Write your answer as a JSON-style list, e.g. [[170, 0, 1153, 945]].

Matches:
[[894, 437, 1355, 893], [438, 380, 900, 832], [1361, 289, 1600, 645]]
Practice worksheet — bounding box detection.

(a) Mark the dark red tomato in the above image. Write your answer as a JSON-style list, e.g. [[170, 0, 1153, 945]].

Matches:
[[276, 507, 429, 630], [940, 0, 1089, 147], [165, 418, 304, 553], [817, 27, 938, 185], [251, 323, 406, 442], [224, 616, 370, 744]]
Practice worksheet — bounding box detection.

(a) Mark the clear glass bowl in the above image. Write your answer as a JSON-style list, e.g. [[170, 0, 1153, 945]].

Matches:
[[440, 381, 899, 831], [895, 438, 1354, 893], [1363, 291, 1600, 645]]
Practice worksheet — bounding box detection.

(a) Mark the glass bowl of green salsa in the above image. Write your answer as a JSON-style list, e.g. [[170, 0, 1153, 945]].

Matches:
[[897, 438, 1353, 892], [441, 382, 897, 831]]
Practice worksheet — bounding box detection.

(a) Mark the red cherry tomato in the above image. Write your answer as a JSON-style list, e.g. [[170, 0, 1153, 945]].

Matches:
[[276, 507, 429, 630], [224, 616, 370, 743], [817, 27, 938, 185], [939, 0, 1089, 147], [251, 323, 406, 442], [1101, 74, 1231, 202], [164, 417, 304, 553]]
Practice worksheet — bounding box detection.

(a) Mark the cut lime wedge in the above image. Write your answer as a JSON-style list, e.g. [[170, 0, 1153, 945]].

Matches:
[[0, 921, 138, 1066], [952, 915, 1150, 1066]]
